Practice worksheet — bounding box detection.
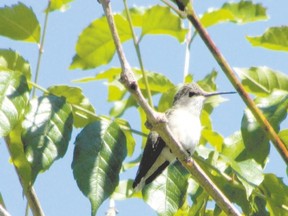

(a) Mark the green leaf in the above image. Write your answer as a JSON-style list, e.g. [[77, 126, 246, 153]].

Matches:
[[246, 26, 288, 51], [111, 180, 135, 200], [48, 85, 96, 128], [22, 95, 73, 182], [143, 161, 189, 216], [222, 131, 245, 160], [240, 90, 288, 165], [197, 70, 218, 92], [70, 15, 131, 69], [72, 120, 127, 215], [141, 5, 187, 42], [0, 2, 40, 43], [48, 0, 73, 12], [158, 86, 178, 112], [235, 66, 288, 96], [202, 129, 223, 152], [114, 118, 136, 157], [188, 187, 209, 216], [5, 123, 32, 190], [260, 174, 288, 215], [0, 69, 30, 137], [278, 129, 288, 149], [226, 159, 264, 198], [0, 49, 31, 81], [200, 1, 267, 27]]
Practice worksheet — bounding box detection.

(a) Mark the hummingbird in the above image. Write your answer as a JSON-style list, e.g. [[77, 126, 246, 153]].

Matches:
[[132, 82, 235, 191]]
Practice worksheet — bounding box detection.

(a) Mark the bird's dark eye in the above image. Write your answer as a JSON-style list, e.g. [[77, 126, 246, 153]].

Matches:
[[189, 92, 195, 97]]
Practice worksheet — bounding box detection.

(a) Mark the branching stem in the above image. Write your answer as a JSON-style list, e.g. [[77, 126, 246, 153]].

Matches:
[[98, 0, 241, 215], [123, 0, 154, 107]]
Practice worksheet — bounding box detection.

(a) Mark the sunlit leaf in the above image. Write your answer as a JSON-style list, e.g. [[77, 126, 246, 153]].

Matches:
[[235, 66, 288, 96], [0, 49, 31, 81], [143, 162, 189, 216], [200, 1, 267, 27], [260, 174, 288, 215], [48, 0, 73, 12], [5, 123, 32, 190], [141, 5, 187, 42], [226, 159, 264, 198], [0, 2, 40, 43], [22, 95, 73, 182], [278, 129, 288, 149], [0, 69, 29, 137], [72, 120, 127, 215], [70, 15, 131, 69], [240, 90, 288, 165], [246, 26, 288, 51], [222, 131, 245, 160], [48, 85, 96, 128], [111, 180, 135, 200]]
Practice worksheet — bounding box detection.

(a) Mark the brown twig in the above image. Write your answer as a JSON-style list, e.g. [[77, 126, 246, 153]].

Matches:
[[185, 4, 288, 164], [98, 0, 241, 215]]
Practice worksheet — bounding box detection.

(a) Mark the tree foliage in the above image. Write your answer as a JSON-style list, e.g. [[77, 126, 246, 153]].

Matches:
[[0, 0, 287, 216]]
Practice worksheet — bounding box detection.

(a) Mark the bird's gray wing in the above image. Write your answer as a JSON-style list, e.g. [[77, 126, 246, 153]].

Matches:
[[132, 131, 169, 189]]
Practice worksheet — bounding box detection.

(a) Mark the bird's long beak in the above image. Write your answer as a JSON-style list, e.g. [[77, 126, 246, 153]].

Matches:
[[204, 91, 237, 97]]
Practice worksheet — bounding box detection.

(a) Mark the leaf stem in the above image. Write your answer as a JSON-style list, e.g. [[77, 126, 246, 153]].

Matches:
[[4, 137, 45, 216], [32, 1, 51, 97], [123, 0, 154, 107], [185, 3, 288, 164], [27, 81, 147, 137]]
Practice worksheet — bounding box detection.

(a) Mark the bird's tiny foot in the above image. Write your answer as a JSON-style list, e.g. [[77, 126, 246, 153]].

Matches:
[[185, 157, 194, 166]]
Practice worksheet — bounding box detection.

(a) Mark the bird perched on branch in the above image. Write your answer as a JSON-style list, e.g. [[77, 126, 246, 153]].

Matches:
[[132, 82, 235, 191]]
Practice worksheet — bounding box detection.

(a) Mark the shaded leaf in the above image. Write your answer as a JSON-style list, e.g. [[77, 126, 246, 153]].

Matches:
[[114, 118, 136, 157], [22, 95, 73, 182], [0, 49, 31, 81], [0, 2, 40, 43], [141, 5, 187, 42], [188, 187, 209, 216], [200, 1, 267, 27], [158, 86, 178, 112], [70, 15, 131, 69], [240, 90, 288, 165], [0, 69, 29, 137], [246, 26, 288, 51], [143, 161, 189, 216], [235, 66, 288, 96], [48, 85, 96, 128], [72, 120, 127, 215], [260, 174, 288, 215]]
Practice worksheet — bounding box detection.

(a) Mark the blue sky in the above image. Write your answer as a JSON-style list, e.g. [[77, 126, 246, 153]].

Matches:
[[0, 0, 287, 215]]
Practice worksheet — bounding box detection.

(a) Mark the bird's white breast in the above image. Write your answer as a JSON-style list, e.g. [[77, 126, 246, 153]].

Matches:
[[168, 107, 202, 154]]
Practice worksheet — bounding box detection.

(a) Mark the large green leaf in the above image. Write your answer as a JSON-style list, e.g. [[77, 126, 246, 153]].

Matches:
[[0, 69, 30, 137], [48, 85, 96, 128], [260, 174, 288, 215], [140, 5, 187, 42], [200, 1, 267, 27], [240, 90, 288, 165], [0, 49, 31, 81], [143, 161, 189, 216], [246, 26, 288, 51], [188, 187, 209, 216], [22, 95, 73, 182], [235, 66, 288, 96], [70, 15, 131, 69], [0, 2, 40, 43], [72, 120, 127, 215], [222, 131, 245, 160]]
